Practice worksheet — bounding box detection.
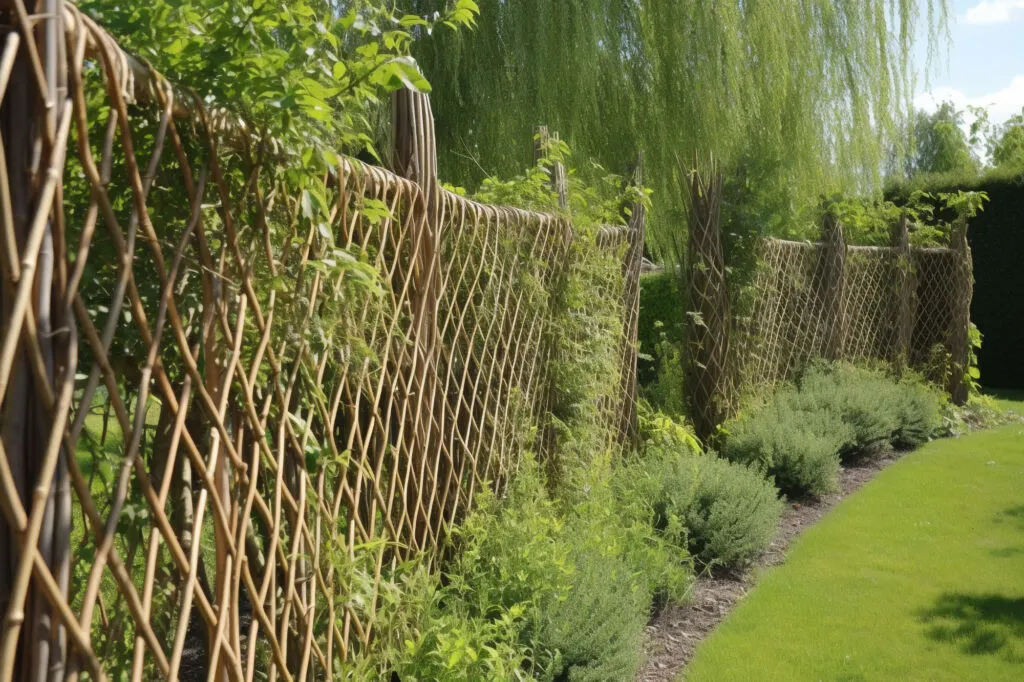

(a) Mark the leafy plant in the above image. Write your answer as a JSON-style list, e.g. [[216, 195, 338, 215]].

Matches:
[[332, 552, 528, 681], [725, 362, 951, 497], [473, 142, 650, 503], [537, 540, 648, 682], [439, 453, 690, 680], [891, 375, 945, 449]]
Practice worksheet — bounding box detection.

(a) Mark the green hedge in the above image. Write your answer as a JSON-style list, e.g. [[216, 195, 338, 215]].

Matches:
[[888, 170, 1024, 389]]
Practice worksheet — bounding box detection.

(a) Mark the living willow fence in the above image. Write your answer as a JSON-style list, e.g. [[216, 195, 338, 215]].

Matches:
[[684, 175, 974, 441], [0, 4, 642, 681]]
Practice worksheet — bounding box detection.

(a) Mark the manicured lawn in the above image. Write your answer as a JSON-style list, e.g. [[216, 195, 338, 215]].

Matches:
[[685, 413, 1024, 681]]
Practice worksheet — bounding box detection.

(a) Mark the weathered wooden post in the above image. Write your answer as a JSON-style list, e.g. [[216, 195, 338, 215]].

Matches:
[[947, 218, 973, 406], [616, 155, 645, 448], [890, 213, 916, 375], [391, 86, 441, 553], [0, 1, 72, 680], [534, 125, 569, 211], [818, 211, 847, 361], [684, 158, 732, 445]]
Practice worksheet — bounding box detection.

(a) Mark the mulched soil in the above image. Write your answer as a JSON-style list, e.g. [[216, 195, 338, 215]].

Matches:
[[636, 451, 901, 682]]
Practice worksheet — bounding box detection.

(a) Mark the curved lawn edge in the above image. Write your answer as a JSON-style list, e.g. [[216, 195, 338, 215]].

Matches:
[[682, 419, 1024, 681], [637, 450, 904, 681]]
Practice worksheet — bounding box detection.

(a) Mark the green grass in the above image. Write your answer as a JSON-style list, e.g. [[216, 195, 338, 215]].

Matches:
[[684, 410, 1024, 682], [987, 389, 1024, 417]]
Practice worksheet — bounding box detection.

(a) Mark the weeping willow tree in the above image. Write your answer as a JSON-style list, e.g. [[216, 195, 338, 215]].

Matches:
[[408, 0, 950, 251]]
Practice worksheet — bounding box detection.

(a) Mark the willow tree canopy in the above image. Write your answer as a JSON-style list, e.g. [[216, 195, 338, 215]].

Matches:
[[409, 0, 950, 248]]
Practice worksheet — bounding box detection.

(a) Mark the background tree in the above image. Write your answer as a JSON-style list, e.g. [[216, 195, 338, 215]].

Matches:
[[907, 102, 980, 178], [406, 0, 951, 253], [989, 108, 1024, 170]]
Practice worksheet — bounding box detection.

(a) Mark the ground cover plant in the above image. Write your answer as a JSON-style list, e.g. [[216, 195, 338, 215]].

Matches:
[[685, 404, 1024, 681], [722, 363, 945, 497]]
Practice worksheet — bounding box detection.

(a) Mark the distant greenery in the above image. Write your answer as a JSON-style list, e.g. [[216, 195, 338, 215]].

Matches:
[[905, 102, 980, 178], [893, 101, 1024, 190]]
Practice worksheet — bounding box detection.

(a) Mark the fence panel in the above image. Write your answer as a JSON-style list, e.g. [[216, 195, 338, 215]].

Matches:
[[743, 234, 971, 394], [0, 5, 642, 680]]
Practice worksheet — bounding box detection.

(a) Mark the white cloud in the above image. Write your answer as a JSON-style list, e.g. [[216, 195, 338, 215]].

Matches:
[[916, 75, 1024, 124], [962, 1, 1024, 25]]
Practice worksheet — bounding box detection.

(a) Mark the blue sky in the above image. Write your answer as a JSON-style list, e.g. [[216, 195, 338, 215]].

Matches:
[[914, 0, 1024, 125]]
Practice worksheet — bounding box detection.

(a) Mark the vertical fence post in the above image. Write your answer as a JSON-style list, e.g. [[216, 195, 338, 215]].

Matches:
[[616, 154, 645, 447], [534, 125, 569, 211], [818, 211, 847, 361], [947, 218, 973, 406], [0, 2, 71, 679], [391, 86, 441, 552], [684, 158, 732, 445], [890, 213, 915, 374]]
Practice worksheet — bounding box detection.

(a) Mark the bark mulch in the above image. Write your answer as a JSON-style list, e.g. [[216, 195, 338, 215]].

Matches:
[[636, 451, 901, 682]]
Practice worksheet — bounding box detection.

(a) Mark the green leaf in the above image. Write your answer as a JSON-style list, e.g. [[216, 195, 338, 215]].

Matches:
[[383, 57, 432, 93]]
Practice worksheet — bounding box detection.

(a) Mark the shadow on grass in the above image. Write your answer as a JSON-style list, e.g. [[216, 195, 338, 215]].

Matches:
[[919, 593, 1024, 663], [990, 506, 1024, 559], [999, 505, 1024, 524]]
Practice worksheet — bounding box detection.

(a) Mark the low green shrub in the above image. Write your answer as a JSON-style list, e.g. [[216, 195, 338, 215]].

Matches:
[[936, 393, 1019, 437], [444, 459, 571, 676], [619, 446, 783, 570], [332, 553, 528, 681], [539, 518, 649, 682], [437, 454, 690, 681], [796, 363, 900, 461], [723, 394, 850, 497], [893, 379, 945, 448], [724, 363, 948, 498]]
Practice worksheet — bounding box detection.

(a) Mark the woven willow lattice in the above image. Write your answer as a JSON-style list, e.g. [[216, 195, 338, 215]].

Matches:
[[743, 232, 971, 392], [0, 5, 643, 681]]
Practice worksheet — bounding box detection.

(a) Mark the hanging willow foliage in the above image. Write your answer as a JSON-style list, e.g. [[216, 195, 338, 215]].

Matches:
[[408, 0, 949, 253]]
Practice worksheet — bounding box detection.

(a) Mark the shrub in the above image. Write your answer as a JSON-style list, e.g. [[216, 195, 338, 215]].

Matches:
[[539, 520, 650, 681], [893, 378, 944, 448], [441, 454, 689, 681], [333, 555, 528, 681], [723, 394, 850, 497], [620, 446, 783, 569], [444, 459, 572, 677], [577, 484, 693, 610], [796, 363, 900, 461], [725, 363, 950, 498]]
